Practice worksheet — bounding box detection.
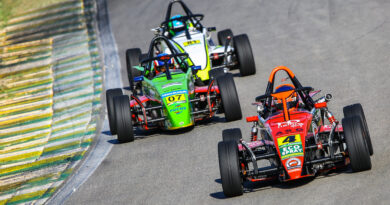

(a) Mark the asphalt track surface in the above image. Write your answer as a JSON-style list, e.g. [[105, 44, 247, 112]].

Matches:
[[65, 0, 390, 204]]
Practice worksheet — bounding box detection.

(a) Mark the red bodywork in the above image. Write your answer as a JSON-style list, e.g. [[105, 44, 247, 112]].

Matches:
[[267, 110, 313, 179]]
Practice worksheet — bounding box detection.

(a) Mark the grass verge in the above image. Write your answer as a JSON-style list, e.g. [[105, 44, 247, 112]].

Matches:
[[0, 0, 64, 28]]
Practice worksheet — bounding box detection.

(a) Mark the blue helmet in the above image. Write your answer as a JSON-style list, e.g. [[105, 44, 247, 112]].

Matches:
[[274, 84, 298, 110], [153, 53, 175, 73]]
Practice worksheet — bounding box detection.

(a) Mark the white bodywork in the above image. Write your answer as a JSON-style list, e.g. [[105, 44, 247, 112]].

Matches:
[[170, 28, 233, 70]]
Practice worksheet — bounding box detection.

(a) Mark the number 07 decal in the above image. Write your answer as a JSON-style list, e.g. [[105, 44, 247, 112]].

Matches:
[[162, 90, 188, 105], [165, 94, 185, 105]]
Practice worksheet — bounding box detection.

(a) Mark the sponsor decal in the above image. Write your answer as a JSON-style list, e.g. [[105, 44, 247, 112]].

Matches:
[[162, 82, 182, 89], [277, 134, 304, 159], [169, 104, 187, 115], [280, 144, 303, 159], [277, 120, 304, 129], [183, 40, 201, 47], [161, 90, 187, 98], [162, 90, 187, 106], [286, 157, 301, 170]]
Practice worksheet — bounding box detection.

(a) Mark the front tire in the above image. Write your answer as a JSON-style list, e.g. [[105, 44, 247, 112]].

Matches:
[[343, 103, 373, 155], [114, 95, 134, 143], [342, 116, 371, 172], [233, 34, 256, 76], [218, 140, 243, 197], [217, 73, 242, 121], [106, 88, 123, 135]]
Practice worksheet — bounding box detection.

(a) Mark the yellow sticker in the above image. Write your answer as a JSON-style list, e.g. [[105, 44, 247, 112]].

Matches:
[[183, 40, 201, 46], [277, 134, 301, 147], [165, 94, 186, 105]]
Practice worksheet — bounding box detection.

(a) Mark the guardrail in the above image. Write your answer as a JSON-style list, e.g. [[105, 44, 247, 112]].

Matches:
[[0, 0, 103, 204]]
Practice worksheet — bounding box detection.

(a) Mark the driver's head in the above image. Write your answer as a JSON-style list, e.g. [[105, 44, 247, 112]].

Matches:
[[168, 15, 186, 35], [274, 84, 298, 111], [153, 53, 175, 74]]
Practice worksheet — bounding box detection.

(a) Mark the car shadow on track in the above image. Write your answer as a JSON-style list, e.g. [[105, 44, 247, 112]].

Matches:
[[105, 115, 226, 144], [106, 129, 167, 144], [210, 179, 278, 199], [210, 166, 351, 199]]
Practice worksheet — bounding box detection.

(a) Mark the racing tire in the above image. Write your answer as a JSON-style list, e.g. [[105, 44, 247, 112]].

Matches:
[[218, 29, 234, 46], [342, 116, 371, 172], [106, 88, 123, 135], [218, 140, 243, 197], [114, 95, 134, 143], [222, 128, 242, 143], [126, 48, 142, 87], [343, 103, 373, 156], [139, 53, 149, 62], [233, 34, 256, 76], [217, 73, 242, 121]]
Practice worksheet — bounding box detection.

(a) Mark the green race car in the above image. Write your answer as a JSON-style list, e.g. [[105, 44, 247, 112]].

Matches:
[[106, 36, 242, 142]]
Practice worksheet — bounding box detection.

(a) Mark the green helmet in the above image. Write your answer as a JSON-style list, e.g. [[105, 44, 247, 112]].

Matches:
[[168, 15, 186, 36]]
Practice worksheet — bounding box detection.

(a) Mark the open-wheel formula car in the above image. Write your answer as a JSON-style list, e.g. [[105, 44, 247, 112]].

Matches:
[[106, 36, 242, 143], [218, 66, 373, 197], [125, 0, 256, 87]]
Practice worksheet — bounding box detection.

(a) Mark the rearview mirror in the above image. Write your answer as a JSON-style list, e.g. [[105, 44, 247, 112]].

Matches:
[[191, 65, 201, 71], [133, 66, 145, 72], [134, 76, 144, 82], [255, 94, 270, 102], [194, 16, 203, 21], [207, 27, 216, 32]]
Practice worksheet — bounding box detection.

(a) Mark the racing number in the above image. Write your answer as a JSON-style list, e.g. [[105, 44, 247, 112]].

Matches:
[[166, 94, 185, 104], [277, 134, 301, 146], [183, 40, 200, 47], [282, 135, 296, 144]]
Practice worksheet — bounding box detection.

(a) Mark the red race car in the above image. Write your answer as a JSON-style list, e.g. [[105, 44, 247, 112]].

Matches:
[[218, 66, 373, 197]]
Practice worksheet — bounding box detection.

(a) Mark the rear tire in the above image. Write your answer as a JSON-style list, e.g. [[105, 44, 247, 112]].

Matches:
[[217, 73, 242, 121], [233, 34, 256, 76], [343, 103, 373, 155], [218, 29, 233, 45], [126, 48, 142, 87], [222, 128, 242, 143], [114, 95, 134, 143], [106, 88, 123, 135], [342, 116, 371, 172], [218, 140, 243, 197]]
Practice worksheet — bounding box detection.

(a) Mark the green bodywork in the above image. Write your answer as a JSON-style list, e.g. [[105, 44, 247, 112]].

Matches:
[[141, 68, 196, 130]]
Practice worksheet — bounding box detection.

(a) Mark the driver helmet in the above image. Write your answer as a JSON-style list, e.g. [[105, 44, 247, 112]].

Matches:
[[153, 53, 175, 74], [168, 15, 186, 36], [274, 84, 298, 111]]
